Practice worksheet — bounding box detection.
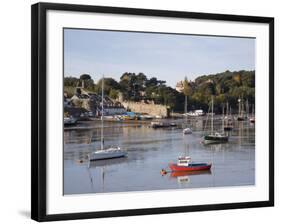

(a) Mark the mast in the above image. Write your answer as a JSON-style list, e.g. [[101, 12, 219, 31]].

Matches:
[[184, 95, 187, 114], [238, 97, 241, 116], [222, 103, 224, 132], [211, 95, 214, 135], [184, 95, 187, 126], [101, 75, 104, 150], [226, 101, 229, 117], [246, 99, 249, 118], [241, 96, 244, 117]]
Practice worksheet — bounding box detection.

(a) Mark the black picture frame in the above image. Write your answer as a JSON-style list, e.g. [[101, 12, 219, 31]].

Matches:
[[31, 2, 274, 222]]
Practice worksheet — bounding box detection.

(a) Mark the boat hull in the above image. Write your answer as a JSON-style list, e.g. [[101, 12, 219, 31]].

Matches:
[[89, 150, 127, 161], [224, 126, 233, 131], [183, 128, 192, 134], [169, 163, 212, 172], [150, 121, 177, 129], [64, 118, 77, 126], [203, 135, 229, 144]]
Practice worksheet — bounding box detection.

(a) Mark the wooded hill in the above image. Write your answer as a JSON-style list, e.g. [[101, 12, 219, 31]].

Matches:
[[64, 70, 255, 114]]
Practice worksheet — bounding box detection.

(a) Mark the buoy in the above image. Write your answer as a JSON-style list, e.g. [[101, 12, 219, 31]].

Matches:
[[77, 159, 83, 163], [160, 169, 167, 175]]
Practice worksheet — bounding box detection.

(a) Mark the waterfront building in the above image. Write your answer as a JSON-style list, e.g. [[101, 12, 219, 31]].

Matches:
[[175, 81, 184, 92]]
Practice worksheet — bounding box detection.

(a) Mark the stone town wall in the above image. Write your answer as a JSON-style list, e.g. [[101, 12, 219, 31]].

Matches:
[[122, 101, 169, 117]]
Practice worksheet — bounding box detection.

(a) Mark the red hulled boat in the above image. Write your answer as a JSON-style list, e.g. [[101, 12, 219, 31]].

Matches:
[[169, 156, 212, 172], [170, 170, 211, 177]]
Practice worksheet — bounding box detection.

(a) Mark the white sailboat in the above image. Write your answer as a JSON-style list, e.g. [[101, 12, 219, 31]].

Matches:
[[88, 76, 127, 161], [224, 101, 233, 131], [249, 103, 255, 123], [237, 97, 245, 121], [183, 88, 192, 135]]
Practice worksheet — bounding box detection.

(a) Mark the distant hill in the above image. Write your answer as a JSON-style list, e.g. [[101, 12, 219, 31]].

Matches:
[[188, 70, 255, 113], [64, 70, 255, 114]]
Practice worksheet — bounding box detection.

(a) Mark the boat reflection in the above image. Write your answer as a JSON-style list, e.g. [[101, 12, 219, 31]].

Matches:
[[169, 170, 212, 184], [88, 157, 127, 168], [177, 175, 190, 183], [170, 170, 212, 178]]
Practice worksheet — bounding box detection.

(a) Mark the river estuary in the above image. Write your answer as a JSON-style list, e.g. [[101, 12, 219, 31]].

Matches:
[[64, 116, 255, 195]]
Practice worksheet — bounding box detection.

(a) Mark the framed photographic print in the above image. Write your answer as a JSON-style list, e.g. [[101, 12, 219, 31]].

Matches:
[[31, 2, 274, 222]]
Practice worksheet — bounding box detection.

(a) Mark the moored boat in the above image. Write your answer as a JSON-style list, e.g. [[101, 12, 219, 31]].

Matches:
[[203, 132, 229, 144], [224, 126, 233, 131], [183, 128, 192, 134], [237, 116, 245, 121], [184, 110, 205, 117], [64, 116, 77, 126], [249, 117, 255, 123], [237, 97, 247, 121], [203, 96, 229, 144], [169, 156, 211, 172], [150, 121, 176, 128], [139, 113, 154, 120], [88, 76, 127, 161], [89, 147, 127, 161], [223, 102, 234, 131]]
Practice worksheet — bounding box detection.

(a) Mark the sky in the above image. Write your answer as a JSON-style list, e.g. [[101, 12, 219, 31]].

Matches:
[[64, 28, 255, 87]]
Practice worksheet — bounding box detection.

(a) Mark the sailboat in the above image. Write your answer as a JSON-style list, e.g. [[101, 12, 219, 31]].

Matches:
[[203, 96, 229, 144], [88, 76, 127, 161], [182, 90, 192, 135], [224, 102, 233, 131], [237, 97, 245, 121], [249, 104, 255, 123]]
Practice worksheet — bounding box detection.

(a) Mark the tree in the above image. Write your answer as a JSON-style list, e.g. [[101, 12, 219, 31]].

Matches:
[[136, 72, 147, 89], [64, 76, 79, 87], [109, 89, 119, 99], [233, 73, 242, 86], [80, 74, 92, 80], [146, 77, 158, 87], [78, 74, 95, 90], [96, 77, 120, 95]]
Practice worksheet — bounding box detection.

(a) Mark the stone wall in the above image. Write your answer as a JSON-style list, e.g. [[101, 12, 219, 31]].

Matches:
[[122, 101, 169, 117]]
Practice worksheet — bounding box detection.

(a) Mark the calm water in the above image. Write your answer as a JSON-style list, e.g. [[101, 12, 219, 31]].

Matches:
[[64, 116, 255, 195]]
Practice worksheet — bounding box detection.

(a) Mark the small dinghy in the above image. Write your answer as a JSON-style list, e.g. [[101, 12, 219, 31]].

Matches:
[[169, 156, 212, 172], [183, 128, 192, 134], [249, 117, 255, 123], [64, 116, 77, 126]]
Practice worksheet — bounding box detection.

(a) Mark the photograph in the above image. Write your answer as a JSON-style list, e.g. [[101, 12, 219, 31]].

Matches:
[[63, 28, 256, 195]]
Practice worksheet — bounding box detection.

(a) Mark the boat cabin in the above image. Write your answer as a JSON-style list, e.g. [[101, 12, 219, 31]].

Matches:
[[177, 156, 191, 166], [214, 132, 222, 137]]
